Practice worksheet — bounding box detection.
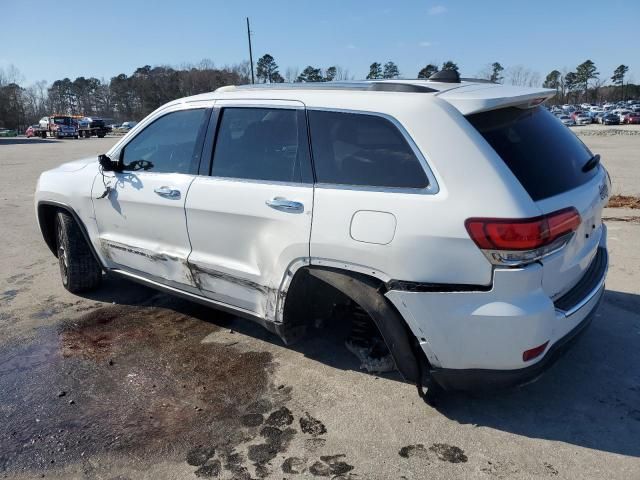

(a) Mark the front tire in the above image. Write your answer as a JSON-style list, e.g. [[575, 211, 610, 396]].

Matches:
[[56, 211, 102, 293]]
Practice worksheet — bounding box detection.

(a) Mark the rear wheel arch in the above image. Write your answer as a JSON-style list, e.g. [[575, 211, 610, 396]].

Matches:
[[281, 265, 430, 384]]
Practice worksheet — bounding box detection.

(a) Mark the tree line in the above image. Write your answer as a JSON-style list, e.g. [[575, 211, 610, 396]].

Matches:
[[0, 55, 637, 130], [0, 60, 249, 130], [541, 61, 635, 105]]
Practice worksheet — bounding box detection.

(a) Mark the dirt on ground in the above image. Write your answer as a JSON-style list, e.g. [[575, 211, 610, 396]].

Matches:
[[607, 194, 640, 209], [0, 136, 639, 479]]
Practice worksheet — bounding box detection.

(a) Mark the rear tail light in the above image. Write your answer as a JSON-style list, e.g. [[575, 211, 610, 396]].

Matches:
[[465, 207, 581, 266]]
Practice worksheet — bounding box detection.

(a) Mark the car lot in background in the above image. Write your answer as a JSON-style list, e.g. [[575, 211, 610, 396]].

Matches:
[[547, 100, 640, 127]]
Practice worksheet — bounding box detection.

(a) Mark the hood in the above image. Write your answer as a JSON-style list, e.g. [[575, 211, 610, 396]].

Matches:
[[54, 156, 97, 172]]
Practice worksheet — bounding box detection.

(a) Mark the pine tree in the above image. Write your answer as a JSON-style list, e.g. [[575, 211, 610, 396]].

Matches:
[[383, 61, 400, 79], [366, 62, 383, 80]]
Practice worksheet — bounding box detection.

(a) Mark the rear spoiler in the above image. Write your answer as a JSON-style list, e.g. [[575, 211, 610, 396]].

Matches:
[[436, 84, 556, 115]]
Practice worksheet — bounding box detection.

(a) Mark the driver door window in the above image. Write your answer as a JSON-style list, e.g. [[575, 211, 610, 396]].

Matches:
[[121, 108, 207, 173]]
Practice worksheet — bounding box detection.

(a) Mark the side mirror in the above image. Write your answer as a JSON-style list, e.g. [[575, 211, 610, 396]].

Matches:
[[98, 154, 121, 172]]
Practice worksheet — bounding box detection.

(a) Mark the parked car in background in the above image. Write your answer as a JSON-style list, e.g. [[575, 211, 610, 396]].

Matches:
[[623, 112, 640, 124], [119, 121, 138, 130], [616, 110, 632, 123], [76, 117, 110, 138], [574, 113, 591, 125], [25, 125, 39, 137], [0, 128, 18, 137], [570, 111, 584, 120], [558, 114, 576, 126], [600, 113, 620, 125]]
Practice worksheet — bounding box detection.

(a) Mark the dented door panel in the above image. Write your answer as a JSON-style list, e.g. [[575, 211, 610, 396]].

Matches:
[[185, 178, 313, 320], [92, 172, 196, 285]]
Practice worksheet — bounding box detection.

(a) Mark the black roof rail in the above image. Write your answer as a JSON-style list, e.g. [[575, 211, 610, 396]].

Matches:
[[460, 77, 498, 84], [225, 81, 437, 93], [428, 70, 461, 83], [368, 82, 437, 93]]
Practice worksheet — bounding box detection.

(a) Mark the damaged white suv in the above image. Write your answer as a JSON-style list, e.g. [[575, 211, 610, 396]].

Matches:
[[35, 72, 609, 394]]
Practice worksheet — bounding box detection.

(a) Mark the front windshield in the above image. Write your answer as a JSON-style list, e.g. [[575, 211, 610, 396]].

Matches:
[[53, 117, 71, 125]]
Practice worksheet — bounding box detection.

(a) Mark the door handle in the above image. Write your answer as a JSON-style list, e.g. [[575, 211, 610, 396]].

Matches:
[[154, 186, 181, 199], [265, 197, 304, 213]]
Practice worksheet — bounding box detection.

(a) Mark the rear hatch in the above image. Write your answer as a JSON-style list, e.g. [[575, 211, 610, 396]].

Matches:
[[453, 89, 608, 301]]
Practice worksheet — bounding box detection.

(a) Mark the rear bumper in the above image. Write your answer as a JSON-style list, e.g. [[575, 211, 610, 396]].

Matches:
[[385, 238, 608, 391], [429, 285, 603, 391]]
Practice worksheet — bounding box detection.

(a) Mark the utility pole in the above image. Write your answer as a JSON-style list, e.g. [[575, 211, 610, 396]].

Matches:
[[246, 17, 255, 84]]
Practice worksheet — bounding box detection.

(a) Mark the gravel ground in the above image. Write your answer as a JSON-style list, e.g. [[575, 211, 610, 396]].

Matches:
[[0, 136, 639, 480], [575, 124, 640, 197]]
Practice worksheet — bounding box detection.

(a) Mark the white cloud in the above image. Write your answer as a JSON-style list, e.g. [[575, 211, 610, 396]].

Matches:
[[428, 5, 447, 15], [419, 41, 432, 47]]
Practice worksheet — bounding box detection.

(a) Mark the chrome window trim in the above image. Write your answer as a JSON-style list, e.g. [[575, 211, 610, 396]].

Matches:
[[195, 175, 313, 188], [306, 107, 440, 195], [212, 100, 305, 110]]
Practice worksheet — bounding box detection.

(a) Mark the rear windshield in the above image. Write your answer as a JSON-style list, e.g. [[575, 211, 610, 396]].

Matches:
[[466, 107, 598, 201]]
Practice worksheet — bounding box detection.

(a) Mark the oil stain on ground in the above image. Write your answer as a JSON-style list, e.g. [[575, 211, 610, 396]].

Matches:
[[0, 300, 289, 476]]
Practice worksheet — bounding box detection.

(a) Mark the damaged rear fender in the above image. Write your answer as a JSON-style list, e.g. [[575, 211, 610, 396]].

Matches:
[[302, 267, 429, 384]]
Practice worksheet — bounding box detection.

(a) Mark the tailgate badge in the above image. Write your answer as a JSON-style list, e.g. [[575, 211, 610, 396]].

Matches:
[[599, 182, 609, 200]]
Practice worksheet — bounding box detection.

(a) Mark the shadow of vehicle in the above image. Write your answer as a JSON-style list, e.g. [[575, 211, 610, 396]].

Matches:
[[76, 274, 160, 307], [0, 138, 60, 145]]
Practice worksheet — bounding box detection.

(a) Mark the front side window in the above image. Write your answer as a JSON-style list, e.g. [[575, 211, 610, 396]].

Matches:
[[212, 108, 308, 183], [307, 110, 429, 189], [121, 108, 206, 174]]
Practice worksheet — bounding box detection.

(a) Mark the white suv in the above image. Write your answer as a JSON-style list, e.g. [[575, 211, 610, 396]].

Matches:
[[35, 75, 609, 395]]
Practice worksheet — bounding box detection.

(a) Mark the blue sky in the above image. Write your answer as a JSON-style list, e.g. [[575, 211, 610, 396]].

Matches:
[[2, 0, 638, 85]]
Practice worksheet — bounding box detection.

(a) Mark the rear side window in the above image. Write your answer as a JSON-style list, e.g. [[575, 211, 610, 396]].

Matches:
[[467, 107, 597, 201], [308, 110, 428, 189], [212, 108, 311, 183]]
